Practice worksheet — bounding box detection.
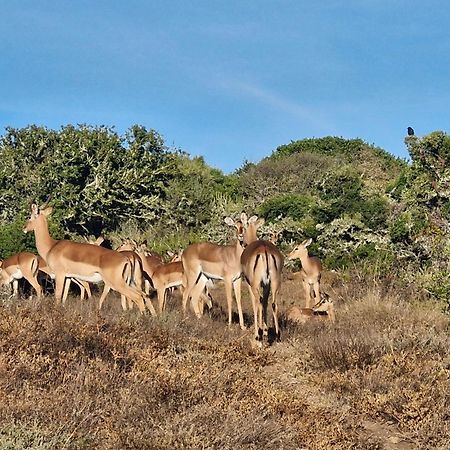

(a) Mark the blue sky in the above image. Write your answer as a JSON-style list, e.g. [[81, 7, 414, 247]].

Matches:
[[1, 1, 449, 172]]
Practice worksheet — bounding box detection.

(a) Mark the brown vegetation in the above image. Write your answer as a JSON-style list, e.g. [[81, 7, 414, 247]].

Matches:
[[0, 274, 449, 449]]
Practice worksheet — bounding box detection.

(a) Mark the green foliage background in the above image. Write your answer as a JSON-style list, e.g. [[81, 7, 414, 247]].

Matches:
[[2, 124, 450, 305]]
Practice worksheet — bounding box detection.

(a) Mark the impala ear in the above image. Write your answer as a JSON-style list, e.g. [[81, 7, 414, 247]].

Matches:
[[248, 215, 258, 224], [41, 206, 53, 217], [302, 238, 313, 247], [240, 212, 248, 226], [255, 217, 265, 228], [224, 217, 235, 227]]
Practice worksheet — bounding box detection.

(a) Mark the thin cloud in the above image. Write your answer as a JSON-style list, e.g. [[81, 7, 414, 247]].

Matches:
[[221, 79, 337, 134]]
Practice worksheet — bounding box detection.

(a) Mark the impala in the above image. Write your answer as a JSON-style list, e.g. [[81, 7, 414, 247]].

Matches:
[[99, 240, 145, 311], [241, 238, 284, 342], [37, 255, 93, 301], [288, 238, 322, 308], [23, 203, 156, 316], [37, 235, 106, 301], [286, 293, 335, 324], [0, 252, 42, 298], [133, 245, 212, 314], [133, 242, 164, 294], [181, 212, 263, 329]]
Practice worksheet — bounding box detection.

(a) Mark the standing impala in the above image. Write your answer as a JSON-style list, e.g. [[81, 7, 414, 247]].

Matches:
[[241, 238, 284, 343], [37, 255, 93, 301], [0, 252, 42, 298], [182, 212, 264, 329], [23, 203, 156, 315], [288, 238, 322, 308], [0, 252, 91, 301], [98, 240, 145, 311]]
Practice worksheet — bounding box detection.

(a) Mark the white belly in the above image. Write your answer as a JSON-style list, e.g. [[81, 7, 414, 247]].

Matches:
[[66, 273, 103, 283], [166, 280, 182, 289], [202, 271, 241, 282], [203, 271, 223, 281], [10, 269, 23, 281]]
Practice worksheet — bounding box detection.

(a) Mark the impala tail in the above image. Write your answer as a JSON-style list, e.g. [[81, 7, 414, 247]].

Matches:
[[251, 248, 279, 286]]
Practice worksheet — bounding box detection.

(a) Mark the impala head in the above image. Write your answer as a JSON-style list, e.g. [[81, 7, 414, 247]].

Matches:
[[116, 239, 135, 252], [23, 203, 53, 233], [86, 235, 105, 246], [288, 238, 313, 260], [224, 212, 264, 247], [167, 250, 182, 262]]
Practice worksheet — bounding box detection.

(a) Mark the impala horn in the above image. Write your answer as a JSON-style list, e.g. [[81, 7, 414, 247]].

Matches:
[[39, 194, 53, 210]]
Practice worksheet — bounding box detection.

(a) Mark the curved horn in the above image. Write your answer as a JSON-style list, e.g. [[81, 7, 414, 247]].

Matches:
[[40, 194, 52, 210]]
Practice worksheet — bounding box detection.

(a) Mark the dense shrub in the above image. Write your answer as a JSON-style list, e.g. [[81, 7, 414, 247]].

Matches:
[[258, 194, 315, 222]]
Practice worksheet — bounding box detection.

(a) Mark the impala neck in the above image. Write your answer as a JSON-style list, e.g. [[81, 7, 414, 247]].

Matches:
[[300, 253, 314, 271], [33, 215, 57, 260]]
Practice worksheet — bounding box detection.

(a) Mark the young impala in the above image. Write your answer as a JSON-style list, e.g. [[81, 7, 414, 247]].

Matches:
[[288, 238, 322, 308]]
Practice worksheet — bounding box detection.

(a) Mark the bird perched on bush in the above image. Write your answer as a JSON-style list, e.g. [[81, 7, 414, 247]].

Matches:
[[407, 126, 415, 136]]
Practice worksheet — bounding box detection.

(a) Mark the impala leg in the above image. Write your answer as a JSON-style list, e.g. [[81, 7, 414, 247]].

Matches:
[[54, 275, 66, 304], [79, 282, 86, 300], [62, 278, 72, 304], [233, 278, 245, 330], [157, 285, 166, 313], [144, 279, 151, 295], [21, 266, 43, 300], [182, 274, 194, 313], [98, 284, 111, 310], [303, 280, 312, 308], [121, 294, 128, 311], [224, 277, 234, 326], [205, 288, 213, 310], [143, 294, 157, 316], [127, 298, 134, 310], [258, 293, 264, 338], [12, 279, 19, 298], [190, 276, 208, 318], [262, 287, 269, 337], [312, 281, 321, 305], [26, 275, 42, 299], [247, 283, 261, 341], [271, 282, 281, 342], [81, 281, 92, 300]]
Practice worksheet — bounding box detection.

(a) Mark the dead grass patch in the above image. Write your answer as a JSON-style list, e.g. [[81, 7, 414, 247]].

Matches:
[[0, 277, 449, 449]]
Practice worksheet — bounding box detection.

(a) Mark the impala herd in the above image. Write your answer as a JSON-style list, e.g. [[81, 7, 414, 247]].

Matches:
[[0, 202, 334, 344]]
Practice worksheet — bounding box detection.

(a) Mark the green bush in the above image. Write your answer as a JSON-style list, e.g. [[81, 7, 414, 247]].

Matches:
[[258, 194, 315, 222]]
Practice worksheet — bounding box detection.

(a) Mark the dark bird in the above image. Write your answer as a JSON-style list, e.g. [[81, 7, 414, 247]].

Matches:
[[407, 126, 415, 136]]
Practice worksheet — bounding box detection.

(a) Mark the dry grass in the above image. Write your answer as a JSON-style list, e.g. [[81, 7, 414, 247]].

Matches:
[[0, 275, 449, 449]]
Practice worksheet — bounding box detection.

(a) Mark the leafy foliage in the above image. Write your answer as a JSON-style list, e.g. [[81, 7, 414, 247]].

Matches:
[[4, 124, 450, 307]]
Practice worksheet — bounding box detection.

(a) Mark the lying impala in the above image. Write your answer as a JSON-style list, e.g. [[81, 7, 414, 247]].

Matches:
[[23, 203, 156, 316], [182, 212, 264, 329], [241, 232, 284, 342], [288, 238, 322, 308], [0, 252, 42, 298], [286, 293, 335, 324]]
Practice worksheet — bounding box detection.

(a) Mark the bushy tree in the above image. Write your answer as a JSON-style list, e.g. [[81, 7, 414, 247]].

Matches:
[[0, 124, 175, 236]]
